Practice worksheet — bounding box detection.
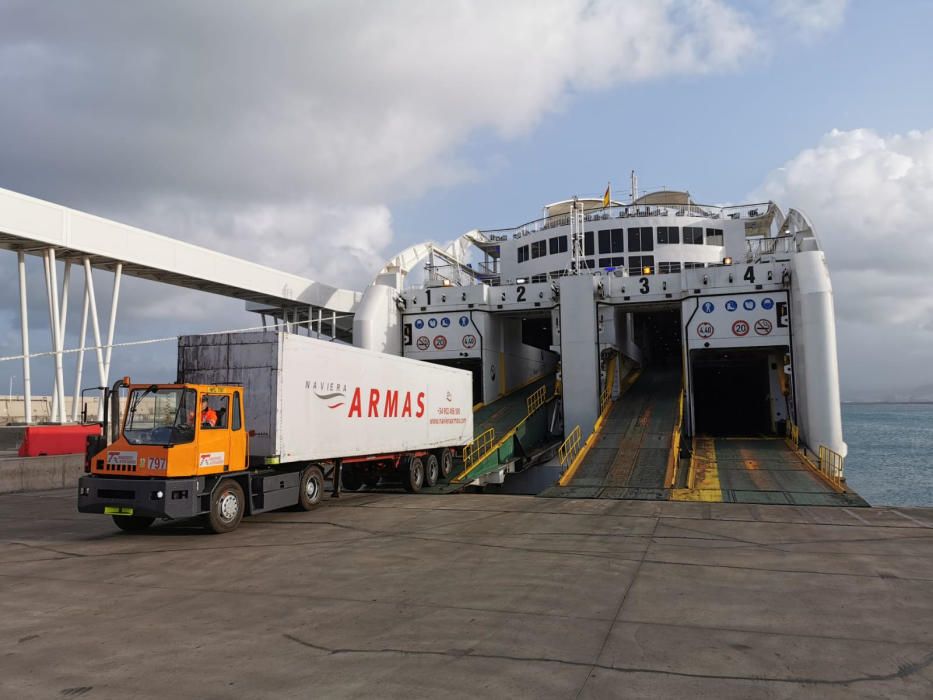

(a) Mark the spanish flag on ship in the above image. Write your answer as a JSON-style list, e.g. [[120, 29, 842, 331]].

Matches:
[[602, 182, 611, 208]]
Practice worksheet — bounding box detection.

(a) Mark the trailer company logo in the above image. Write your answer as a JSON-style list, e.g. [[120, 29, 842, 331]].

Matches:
[[310, 379, 427, 418], [346, 387, 426, 419], [307, 380, 349, 409]]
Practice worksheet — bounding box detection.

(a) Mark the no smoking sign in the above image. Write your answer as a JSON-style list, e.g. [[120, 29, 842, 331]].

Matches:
[[754, 319, 773, 335]]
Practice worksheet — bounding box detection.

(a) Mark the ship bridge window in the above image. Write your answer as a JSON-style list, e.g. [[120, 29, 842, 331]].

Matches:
[[628, 227, 654, 252], [584, 231, 594, 255], [598, 229, 624, 254], [580, 258, 595, 269], [531, 240, 547, 259], [599, 256, 625, 268], [705, 228, 724, 245], [658, 261, 681, 274], [684, 227, 703, 244], [629, 255, 655, 275], [549, 235, 568, 255], [684, 262, 706, 269], [517, 245, 529, 263], [657, 226, 680, 245], [531, 273, 548, 283]]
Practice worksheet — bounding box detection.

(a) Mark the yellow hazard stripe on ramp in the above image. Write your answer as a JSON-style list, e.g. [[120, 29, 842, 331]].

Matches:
[[671, 436, 722, 502]]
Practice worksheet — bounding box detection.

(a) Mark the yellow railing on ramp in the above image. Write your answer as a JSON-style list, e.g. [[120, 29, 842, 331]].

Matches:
[[818, 445, 845, 488], [526, 385, 547, 415], [557, 425, 582, 468], [665, 387, 685, 488], [463, 427, 495, 471]]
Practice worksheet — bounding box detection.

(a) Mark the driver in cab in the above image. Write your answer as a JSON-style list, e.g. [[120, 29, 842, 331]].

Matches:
[[201, 396, 218, 428]]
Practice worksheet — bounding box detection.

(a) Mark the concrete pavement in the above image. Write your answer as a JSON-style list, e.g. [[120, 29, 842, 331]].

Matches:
[[1, 489, 933, 698]]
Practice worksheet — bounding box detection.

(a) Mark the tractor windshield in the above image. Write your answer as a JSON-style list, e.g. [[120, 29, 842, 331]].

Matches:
[[124, 388, 197, 445]]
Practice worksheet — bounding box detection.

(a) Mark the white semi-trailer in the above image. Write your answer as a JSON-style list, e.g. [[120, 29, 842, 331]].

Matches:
[[78, 331, 473, 533]]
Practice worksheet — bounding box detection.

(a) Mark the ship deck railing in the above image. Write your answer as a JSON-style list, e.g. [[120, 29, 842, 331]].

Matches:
[[479, 201, 774, 241]]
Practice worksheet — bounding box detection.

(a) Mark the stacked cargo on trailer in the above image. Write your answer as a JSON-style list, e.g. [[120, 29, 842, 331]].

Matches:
[[78, 331, 473, 533]]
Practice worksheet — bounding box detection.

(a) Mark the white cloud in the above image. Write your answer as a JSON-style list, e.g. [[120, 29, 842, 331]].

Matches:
[[754, 127, 933, 397], [773, 0, 848, 35], [0, 1, 762, 209]]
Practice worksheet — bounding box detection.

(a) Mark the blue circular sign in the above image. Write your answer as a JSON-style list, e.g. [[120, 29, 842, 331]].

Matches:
[[702, 302, 715, 314], [761, 297, 774, 310], [743, 299, 756, 311], [725, 300, 737, 312], [414, 319, 424, 329], [441, 317, 451, 328], [459, 315, 469, 327], [428, 318, 438, 329]]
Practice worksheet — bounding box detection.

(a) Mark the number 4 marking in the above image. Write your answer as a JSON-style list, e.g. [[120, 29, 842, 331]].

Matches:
[[744, 266, 755, 284]]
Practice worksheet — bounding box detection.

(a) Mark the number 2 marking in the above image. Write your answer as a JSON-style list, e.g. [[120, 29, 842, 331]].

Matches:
[[516, 285, 526, 302]]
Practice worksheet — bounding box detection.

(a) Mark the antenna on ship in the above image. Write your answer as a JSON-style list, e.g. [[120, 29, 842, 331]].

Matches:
[[569, 195, 585, 275], [631, 170, 638, 203]]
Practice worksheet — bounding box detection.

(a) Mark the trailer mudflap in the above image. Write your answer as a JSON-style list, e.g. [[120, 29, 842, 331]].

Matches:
[[78, 475, 202, 520]]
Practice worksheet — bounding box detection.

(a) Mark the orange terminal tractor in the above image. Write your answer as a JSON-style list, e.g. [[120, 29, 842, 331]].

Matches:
[[78, 379, 292, 533]]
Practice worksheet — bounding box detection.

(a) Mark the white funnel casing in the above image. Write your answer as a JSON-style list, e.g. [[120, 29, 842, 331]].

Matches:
[[791, 249, 847, 457], [353, 283, 402, 355]]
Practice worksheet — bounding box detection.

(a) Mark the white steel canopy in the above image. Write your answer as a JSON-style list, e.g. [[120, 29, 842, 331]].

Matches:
[[0, 187, 361, 313]]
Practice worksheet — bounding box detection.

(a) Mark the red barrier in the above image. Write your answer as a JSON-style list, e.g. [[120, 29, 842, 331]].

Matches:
[[18, 425, 102, 457]]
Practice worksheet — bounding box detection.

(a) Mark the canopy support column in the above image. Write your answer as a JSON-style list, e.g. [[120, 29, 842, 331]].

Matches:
[[17, 251, 32, 424]]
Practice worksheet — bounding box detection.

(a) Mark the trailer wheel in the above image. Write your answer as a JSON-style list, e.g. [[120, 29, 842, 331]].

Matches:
[[438, 448, 454, 479], [403, 456, 424, 493], [206, 479, 245, 534], [424, 454, 439, 487], [112, 515, 155, 532], [363, 475, 380, 489], [341, 469, 363, 491], [297, 465, 324, 511]]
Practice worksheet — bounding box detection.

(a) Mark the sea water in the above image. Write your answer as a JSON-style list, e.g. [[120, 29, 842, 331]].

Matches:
[[843, 403, 933, 507]]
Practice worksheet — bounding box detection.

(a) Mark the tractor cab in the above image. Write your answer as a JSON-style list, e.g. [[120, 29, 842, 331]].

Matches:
[[87, 381, 248, 479]]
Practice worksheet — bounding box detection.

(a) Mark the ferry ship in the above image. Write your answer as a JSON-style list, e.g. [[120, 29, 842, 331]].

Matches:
[[351, 175, 860, 504]]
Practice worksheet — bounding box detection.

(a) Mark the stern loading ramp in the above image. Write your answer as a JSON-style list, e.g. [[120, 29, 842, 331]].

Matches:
[[544, 368, 867, 506], [541, 367, 680, 499], [431, 374, 558, 491]]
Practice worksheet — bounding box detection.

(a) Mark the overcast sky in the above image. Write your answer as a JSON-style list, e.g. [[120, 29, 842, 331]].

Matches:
[[1, 0, 931, 400]]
